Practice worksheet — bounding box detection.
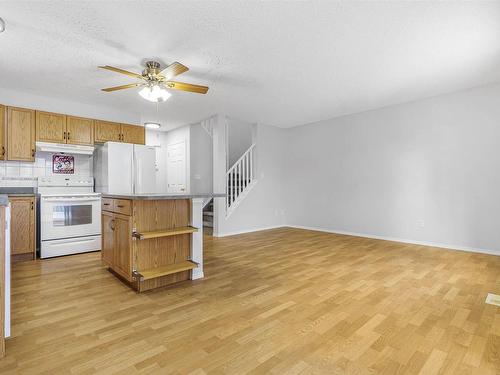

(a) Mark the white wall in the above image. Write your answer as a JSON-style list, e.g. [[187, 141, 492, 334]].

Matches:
[[190, 124, 212, 195], [0, 87, 140, 124], [286, 83, 500, 254], [227, 117, 253, 167], [218, 124, 288, 236]]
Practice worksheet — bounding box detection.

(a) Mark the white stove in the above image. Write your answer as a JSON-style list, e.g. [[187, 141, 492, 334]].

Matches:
[[38, 176, 101, 258]]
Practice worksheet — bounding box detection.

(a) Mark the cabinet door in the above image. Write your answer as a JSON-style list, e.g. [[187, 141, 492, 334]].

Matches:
[[7, 107, 36, 161], [101, 211, 115, 266], [94, 120, 121, 143], [66, 116, 94, 146], [36, 111, 66, 143], [9, 197, 35, 256], [121, 124, 145, 145], [113, 213, 132, 281], [0, 105, 5, 160]]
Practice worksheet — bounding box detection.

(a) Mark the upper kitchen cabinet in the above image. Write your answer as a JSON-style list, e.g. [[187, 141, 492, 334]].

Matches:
[[94, 120, 121, 143], [94, 121, 145, 145], [66, 116, 94, 146], [36, 111, 66, 143], [7, 106, 36, 162], [0, 105, 5, 160], [121, 124, 145, 145]]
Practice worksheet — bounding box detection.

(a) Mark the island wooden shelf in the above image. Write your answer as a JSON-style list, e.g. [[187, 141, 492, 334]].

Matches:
[[133, 260, 198, 281], [133, 226, 198, 240]]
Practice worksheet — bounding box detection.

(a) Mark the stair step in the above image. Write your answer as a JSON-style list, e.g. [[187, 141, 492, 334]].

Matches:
[[133, 260, 198, 281]]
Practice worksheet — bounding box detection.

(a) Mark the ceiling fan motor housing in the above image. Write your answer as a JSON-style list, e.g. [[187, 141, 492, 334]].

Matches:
[[143, 61, 162, 78]]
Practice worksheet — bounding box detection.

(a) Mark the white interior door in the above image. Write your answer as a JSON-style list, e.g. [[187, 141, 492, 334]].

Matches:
[[167, 141, 187, 193]]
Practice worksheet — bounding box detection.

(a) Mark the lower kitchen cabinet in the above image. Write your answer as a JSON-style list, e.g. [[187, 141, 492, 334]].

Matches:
[[101, 208, 132, 281], [9, 196, 36, 261]]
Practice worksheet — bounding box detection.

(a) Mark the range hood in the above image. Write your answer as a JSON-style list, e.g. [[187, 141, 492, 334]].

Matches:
[[36, 142, 94, 155]]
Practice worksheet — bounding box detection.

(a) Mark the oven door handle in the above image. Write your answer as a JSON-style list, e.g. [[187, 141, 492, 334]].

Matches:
[[42, 197, 101, 202]]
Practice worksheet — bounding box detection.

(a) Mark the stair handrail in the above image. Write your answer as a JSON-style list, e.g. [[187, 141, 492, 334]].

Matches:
[[225, 143, 257, 216], [227, 143, 256, 175]]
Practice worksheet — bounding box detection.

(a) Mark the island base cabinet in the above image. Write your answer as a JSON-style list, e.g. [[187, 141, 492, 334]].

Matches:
[[101, 198, 194, 292], [101, 211, 132, 282]]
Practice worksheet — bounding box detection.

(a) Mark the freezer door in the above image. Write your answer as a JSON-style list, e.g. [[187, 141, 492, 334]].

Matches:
[[133, 145, 157, 194]]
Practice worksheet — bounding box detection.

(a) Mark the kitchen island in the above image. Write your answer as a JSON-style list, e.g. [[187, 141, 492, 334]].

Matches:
[[101, 193, 223, 292]]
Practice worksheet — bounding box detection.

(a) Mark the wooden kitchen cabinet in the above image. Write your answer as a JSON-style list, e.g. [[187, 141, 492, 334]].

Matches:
[[121, 124, 145, 145], [101, 205, 132, 281], [113, 213, 133, 279], [94, 120, 121, 143], [66, 116, 94, 145], [9, 196, 36, 261], [94, 121, 145, 145], [7, 107, 36, 161], [0, 105, 5, 160], [36, 111, 66, 143], [101, 210, 115, 267]]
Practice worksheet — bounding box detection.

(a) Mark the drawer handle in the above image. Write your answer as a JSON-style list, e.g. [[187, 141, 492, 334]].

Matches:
[[103, 203, 110, 206], [117, 205, 125, 208]]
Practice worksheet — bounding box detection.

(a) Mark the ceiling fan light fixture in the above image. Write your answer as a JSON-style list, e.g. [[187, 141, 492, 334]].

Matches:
[[139, 84, 171, 103], [144, 122, 161, 129]]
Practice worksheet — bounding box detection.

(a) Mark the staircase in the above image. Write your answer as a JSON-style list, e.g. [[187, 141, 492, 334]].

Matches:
[[226, 143, 257, 218], [203, 199, 214, 234]]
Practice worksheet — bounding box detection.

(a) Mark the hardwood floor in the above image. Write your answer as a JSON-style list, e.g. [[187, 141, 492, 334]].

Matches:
[[0, 227, 499, 374]]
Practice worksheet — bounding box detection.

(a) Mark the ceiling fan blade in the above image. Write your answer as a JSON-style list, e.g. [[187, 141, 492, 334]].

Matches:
[[161, 62, 189, 80], [99, 65, 143, 79], [101, 83, 143, 92], [165, 81, 209, 94]]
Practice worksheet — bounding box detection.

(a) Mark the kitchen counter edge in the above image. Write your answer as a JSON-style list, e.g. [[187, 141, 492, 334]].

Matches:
[[101, 193, 226, 200]]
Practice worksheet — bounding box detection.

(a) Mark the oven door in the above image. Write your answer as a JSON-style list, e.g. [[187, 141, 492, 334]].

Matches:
[[40, 195, 101, 241]]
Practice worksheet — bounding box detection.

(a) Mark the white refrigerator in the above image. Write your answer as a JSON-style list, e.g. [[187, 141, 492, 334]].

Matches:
[[94, 142, 157, 194]]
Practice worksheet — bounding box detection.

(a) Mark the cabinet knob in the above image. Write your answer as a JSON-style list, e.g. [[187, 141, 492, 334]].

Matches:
[[1, 146, 4, 157], [31, 149, 35, 157], [67, 132, 70, 140], [63, 131, 66, 140]]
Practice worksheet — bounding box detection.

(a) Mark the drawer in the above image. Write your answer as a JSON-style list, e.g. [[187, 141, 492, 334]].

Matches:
[[113, 199, 132, 215], [102, 198, 113, 211]]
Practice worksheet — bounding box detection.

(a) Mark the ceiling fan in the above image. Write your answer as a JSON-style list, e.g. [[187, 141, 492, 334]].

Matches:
[[99, 60, 209, 102]]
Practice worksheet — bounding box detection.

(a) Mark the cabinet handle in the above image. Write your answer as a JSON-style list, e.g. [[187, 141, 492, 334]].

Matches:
[[63, 131, 66, 140], [1, 146, 4, 157], [103, 203, 110, 206], [117, 205, 124, 208], [31, 149, 35, 157], [31, 201, 34, 210], [67, 132, 70, 140]]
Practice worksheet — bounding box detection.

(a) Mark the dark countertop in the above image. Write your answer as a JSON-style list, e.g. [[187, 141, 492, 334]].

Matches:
[[0, 195, 8, 206], [0, 187, 36, 195], [102, 193, 226, 200]]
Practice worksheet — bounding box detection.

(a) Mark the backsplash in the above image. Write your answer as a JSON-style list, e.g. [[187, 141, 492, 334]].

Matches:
[[0, 153, 93, 178]]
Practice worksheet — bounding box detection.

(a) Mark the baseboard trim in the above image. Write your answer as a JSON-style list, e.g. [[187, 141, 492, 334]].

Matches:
[[215, 225, 286, 238], [287, 225, 500, 257]]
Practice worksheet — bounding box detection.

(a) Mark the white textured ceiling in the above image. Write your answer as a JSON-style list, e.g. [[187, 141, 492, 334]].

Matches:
[[1, 1, 500, 129]]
